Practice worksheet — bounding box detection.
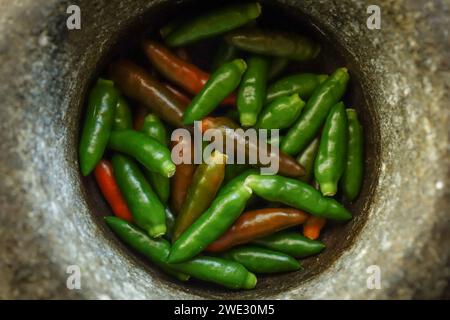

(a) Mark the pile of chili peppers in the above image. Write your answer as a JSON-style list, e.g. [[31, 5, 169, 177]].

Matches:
[[79, 2, 364, 290]]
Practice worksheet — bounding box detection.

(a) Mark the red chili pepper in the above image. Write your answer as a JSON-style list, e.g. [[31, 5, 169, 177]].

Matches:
[[94, 160, 133, 222], [206, 208, 309, 252], [142, 40, 236, 106], [303, 216, 326, 240], [163, 83, 191, 106]]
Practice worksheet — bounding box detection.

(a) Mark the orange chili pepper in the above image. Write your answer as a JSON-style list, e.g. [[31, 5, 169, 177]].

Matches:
[[206, 208, 309, 252], [303, 216, 326, 240], [142, 40, 236, 106], [170, 137, 196, 215], [94, 160, 133, 222]]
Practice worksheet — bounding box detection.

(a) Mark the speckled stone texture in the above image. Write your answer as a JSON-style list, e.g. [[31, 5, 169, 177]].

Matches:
[[0, 0, 448, 299]]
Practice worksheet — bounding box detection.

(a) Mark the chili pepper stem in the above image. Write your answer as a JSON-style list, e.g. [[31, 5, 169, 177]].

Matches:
[[240, 113, 257, 127], [320, 182, 338, 197], [164, 163, 177, 178], [148, 224, 167, 238]]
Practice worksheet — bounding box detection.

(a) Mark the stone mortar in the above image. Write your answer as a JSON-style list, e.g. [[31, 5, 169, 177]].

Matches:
[[0, 0, 448, 299]]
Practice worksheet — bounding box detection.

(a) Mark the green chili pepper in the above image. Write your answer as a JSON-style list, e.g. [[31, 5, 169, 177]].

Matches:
[[105, 217, 256, 289], [112, 95, 133, 131], [173, 151, 227, 241], [140, 114, 170, 203], [212, 41, 239, 71], [225, 27, 321, 61], [252, 231, 325, 258], [237, 55, 269, 127], [108, 130, 175, 178], [266, 73, 328, 103], [244, 174, 351, 221], [340, 109, 364, 201], [222, 245, 301, 273], [297, 137, 320, 183], [106, 216, 189, 281], [142, 172, 170, 203], [267, 57, 290, 81], [171, 255, 257, 290], [267, 134, 284, 146], [160, 18, 183, 39], [165, 207, 176, 241], [165, 3, 262, 47], [112, 154, 166, 237], [314, 102, 348, 196], [182, 59, 247, 124], [79, 78, 118, 176], [140, 114, 168, 145], [255, 94, 305, 130], [281, 68, 349, 156], [168, 170, 256, 263]]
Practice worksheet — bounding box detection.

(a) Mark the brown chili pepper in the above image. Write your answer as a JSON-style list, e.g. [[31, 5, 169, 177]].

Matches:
[[206, 208, 309, 252], [200, 117, 305, 177], [172, 151, 227, 241], [170, 136, 196, 215], [303, 216, 326, 240], [108, 59, 186, 127], [175, 47, 190, 62], [162, 83, 191, 106], [133, 105, 149, 131], [142, 40, 236, 106]]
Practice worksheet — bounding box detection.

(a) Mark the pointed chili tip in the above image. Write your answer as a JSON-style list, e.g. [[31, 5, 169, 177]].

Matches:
[[104, 216, 122, 228], [166, 251, 179, 264], [243, 272, 257, 290], [80, 164, 91, 177], [104, 216, 115, 223]]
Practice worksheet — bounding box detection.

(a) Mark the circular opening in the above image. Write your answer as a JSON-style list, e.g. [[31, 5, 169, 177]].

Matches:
[[78, 0, 380, 298]]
